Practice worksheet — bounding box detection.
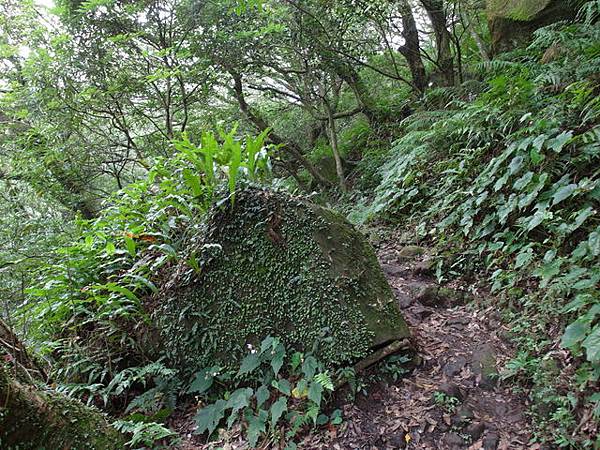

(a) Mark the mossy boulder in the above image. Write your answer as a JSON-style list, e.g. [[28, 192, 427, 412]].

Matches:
[[156, 187, 410, 374], [487, 0, 579, 53]]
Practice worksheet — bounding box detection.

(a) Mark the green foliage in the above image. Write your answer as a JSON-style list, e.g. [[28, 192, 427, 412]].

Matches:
[[113, 420, 178, 449], [190, 336, 342, 448], [433, 391, 461, 413], [17, 130, 271, 407], [351, 14, 600, 447]]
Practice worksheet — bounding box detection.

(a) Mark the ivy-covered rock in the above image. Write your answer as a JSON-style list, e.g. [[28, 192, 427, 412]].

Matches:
[[487, 0, 578, 53], [156, 187, 410, 374]]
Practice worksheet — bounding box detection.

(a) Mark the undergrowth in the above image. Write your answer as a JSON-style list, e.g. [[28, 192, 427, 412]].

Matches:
[[348, 9, 600, 448]]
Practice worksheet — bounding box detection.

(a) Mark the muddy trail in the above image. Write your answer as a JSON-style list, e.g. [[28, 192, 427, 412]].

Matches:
[[176, 235, 533, 450], [299, 236, 533, 450]]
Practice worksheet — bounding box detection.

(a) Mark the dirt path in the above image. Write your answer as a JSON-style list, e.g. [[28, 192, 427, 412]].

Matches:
[[175, 236, 534, 450], [299, 237, 533, 450]]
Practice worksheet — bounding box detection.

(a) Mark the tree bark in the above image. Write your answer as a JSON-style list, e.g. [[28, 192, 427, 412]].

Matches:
[[0, 320, 125, 449], [331, 63, 381, 123], [420, 0, 455, 86], [0, 318, 46, 382], [229, 72, 332, 188], [398, 0, 428, 93], [324, 101, 347, 192]]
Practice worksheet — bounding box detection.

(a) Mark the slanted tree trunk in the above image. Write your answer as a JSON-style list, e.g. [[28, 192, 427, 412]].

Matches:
[[229, 71, 332, 188], [331, 63, 381, 123], [420, 0, 455, 86], [398, 0, 428, 93], [0, 319, 125, 449], [323, 100, 346, 192]]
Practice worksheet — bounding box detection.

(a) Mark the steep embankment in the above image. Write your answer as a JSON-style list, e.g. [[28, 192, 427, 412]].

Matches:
[[345, 11, 600, 448]]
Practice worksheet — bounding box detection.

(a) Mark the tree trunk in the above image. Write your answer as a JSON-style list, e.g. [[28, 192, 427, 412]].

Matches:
[[0, 318, 46, 382], [0, 319, 125, 449], [420, 0, 455, 86], [398, 0, 428, 93], [469, 24, 490, 62], [229, 71, 332, 188], [324, 102, 347, 192], [331, 63, 381, 123]]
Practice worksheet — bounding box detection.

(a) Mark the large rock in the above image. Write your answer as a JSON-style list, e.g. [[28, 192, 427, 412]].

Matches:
[[156, 187, 410, 374], [487, 0, 578, 53]]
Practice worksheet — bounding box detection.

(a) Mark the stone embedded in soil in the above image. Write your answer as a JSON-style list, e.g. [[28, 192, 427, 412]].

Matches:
[[443, 355, 468, 377], [451, 405, 475, 427], [415, 285, 469, 308], [413, 258, 434, 275], [155, 187, 411, 374], [415, 285, 440, 306], [387, 433, 408, 448], [444, 432, 465, 447], [437, 381, 464, 401], [465, 422, 486, 441], [398, 245, 426, 258], [471, 343, 499, 390], [408, 304, 433, 322], [483, 431, 500, 450], [382, 263, 406, 277]]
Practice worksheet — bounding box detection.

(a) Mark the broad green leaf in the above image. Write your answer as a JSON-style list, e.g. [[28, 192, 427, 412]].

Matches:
[[105, 241, 116, 255], [255, 385, 270, 408], [246, 409, 268, 447], [513, 171, 533, 191], [194, 399, 227, 436], [260, 336, 278, 353], [561, 320, 589, 349], [526, 211, 546, 231], [573, 277, 599, 290], [562, 294, 593, 313], [302, 356, 318, 379], [270, 396, 287, 428], [529, 147, 545, 165], [588, 230, 600, 256], [272, 378, 291, 396], [238, 352, 261, 376], [124, 236, 136, 257], [226, 387, 253, 428], [102, 283, 140, 304], [330, 409, 343, 425], [308, 380, 323, 407], [182, 168, 203, 197], [582, 325, 600, 362], [493, 172, 510, 192], [552, 184, 578, 206], [547, 131, 573, 153], [508, 156, 524, 175], [515, 248, 534, 268], [270, 346, 285, 376], [188, 367, 217, 394]]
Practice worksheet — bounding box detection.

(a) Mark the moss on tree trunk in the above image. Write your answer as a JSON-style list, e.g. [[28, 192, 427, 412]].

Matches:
[[0, 366, 125, 450]]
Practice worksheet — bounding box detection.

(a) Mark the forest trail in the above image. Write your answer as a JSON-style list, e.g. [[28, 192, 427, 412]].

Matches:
[[298, 232, 534, 450], [179, 230, 535, 450]]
